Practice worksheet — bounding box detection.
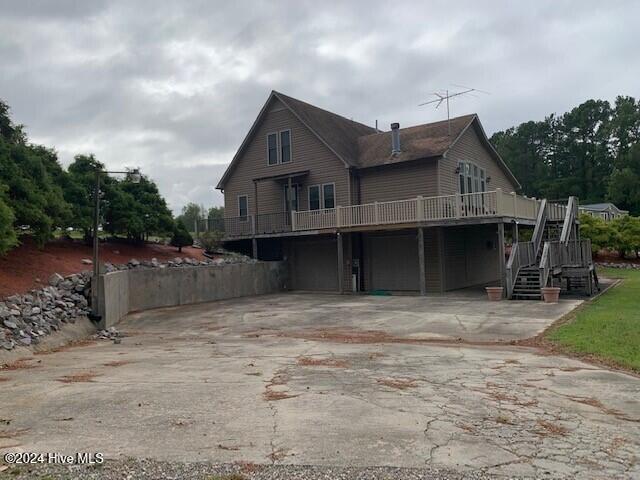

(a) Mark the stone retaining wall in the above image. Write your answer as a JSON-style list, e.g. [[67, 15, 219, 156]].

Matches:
[[98, 261, 287, 328]]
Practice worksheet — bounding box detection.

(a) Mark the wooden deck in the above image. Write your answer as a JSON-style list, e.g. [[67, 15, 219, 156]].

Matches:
[[218, 189, 564, 240]]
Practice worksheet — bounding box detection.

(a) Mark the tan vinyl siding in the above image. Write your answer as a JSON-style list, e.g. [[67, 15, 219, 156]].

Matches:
[[224, 98, 350, 217], [443, 224, 500, 291], [358, 161, 438, 204], [439, 124, 517, 196]]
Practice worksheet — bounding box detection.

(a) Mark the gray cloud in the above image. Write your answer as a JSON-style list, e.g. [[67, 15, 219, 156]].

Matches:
[[1, 0, 638, 213]]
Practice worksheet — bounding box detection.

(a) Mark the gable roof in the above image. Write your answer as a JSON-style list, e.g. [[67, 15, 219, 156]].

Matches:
[[356, 114, 475, 168], [216, 92, 519, 190], [356, 114, 520, 188], [216, 91, 376, 189], [580, 203, 628, 213]]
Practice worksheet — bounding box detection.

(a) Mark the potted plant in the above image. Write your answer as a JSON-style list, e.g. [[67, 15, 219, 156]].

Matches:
[[541, 286, 561, 303], [485, 286, 504, 301]]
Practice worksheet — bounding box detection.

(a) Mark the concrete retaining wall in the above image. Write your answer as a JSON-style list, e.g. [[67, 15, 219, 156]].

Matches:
[[98, 261, 286, 328]]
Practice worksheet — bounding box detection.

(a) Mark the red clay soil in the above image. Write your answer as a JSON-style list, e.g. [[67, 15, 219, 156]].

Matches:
[[0, 237, 205, 299]]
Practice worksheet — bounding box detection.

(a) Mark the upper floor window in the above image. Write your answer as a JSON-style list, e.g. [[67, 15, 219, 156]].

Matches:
[[458, 161, 486, 194], [280, 130, 291, 163], [323, 183, 335, 209], [308, 185, 321, 210], [267, 133, 278, 165], [267, 130, 292, 165], [238, 195, 248, 218], [308, 183, 335, 210]]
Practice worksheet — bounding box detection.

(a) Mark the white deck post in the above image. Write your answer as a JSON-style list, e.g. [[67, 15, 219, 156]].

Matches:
[[337, 232, 344, 294], [416, 196, 424, 222], [495, 188, 503, 216], [512, 192, 518, 218], [291, 211, 296, 231]]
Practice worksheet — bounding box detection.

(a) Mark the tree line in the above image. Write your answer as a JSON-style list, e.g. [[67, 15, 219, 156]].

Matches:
[[490, 96, 640, 215], [0, 99, 175, 255]]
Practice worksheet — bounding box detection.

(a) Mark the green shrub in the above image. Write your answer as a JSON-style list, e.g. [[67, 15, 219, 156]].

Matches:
[[170, 220, 193, 252], [199, 230, 223, 253]]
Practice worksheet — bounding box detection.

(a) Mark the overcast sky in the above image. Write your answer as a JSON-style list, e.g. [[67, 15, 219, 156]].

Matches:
[[1, 1, 638, 213]]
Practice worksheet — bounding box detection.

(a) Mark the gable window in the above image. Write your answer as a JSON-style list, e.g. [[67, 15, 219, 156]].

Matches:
[[308, 185, 321, 210], [458, 161, 486, 194], [323, 183, 335, 209], [267, 133, 278, 165], [280, 130, 291, 163], [238, 195, 248, 218], [267, 130, 293, 165], [284, 184, 299, 211]]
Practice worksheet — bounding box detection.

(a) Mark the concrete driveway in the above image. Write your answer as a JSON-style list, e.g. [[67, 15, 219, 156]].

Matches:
[[1, 293, 638, 479]]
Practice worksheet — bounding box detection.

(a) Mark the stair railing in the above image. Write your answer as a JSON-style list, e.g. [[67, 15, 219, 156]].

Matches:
[[560, 196, 578, 245], [539, 242, 552, 288], [506, 241, 536, 298], [506, 199, 547, 298], [531, 198, 548, 256]]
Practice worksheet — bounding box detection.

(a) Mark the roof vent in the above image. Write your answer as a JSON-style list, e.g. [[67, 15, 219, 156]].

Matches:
[[391, 122, 400, 155]]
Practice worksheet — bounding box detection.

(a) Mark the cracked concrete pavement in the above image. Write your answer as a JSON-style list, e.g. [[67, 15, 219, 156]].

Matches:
[[1, 292, 638, 479]]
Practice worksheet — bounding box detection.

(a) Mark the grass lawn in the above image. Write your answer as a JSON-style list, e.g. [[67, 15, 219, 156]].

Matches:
[[546, 267, 640, 372]]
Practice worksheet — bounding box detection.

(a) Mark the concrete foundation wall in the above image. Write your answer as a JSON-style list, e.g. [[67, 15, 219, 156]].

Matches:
[[99, 261, 286, 328]]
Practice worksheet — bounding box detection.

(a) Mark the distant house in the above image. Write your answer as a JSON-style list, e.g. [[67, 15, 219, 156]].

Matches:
[[579, 203, 628, 221], [214, 91, 593, 299]]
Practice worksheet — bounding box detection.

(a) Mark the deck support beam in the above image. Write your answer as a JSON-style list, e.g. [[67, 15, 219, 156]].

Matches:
[[418, 227, 427, 296], [252, 238, 258, 259], [337, 232, 344, 294], [497, 223, 506, 297], [511, 221, 519, 244]]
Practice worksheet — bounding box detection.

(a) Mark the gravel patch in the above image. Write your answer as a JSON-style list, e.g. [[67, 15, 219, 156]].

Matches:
[[0, 458, 522, 480]]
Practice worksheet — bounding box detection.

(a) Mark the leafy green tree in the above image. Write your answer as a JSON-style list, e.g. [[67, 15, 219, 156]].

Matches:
[[63, 154, 110, 242], [208, 206, 224, 221], [492, 96, 640, 213], [103, 174, 174, 242], [579, 213, 612, 254], [0, 183, 17, 254], [170, 220, 193, 252], [610, 216, 640, 259], [0, 100, 71, 246], [176, 202, 205, 233]]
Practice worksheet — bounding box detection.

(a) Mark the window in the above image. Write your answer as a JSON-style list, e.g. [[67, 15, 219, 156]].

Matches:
[[284, 185, 299, 211], [280, 130, 291, 163], [458, 162, 466, 194], [238, 195, 248, 218], [308, 185, 321, 210], [267, 133, 278, 165], [267, 130, 292, 165], [323, 183, 335, 209], [458, 161, 486, 194]]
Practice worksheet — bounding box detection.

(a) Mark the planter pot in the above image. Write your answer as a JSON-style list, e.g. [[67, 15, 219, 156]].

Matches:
[[485, 286, 504, 301], [541, 287, 561, 303]]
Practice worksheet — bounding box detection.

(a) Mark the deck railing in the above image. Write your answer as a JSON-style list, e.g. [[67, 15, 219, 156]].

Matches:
[[221, 190, 565, 238], [256, 212, 291, 235], [293, 189, 541, 232]]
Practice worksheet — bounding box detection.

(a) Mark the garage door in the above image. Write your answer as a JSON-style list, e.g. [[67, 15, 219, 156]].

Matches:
[[292, 239, 338, 291], [369, 234, 419, 291]]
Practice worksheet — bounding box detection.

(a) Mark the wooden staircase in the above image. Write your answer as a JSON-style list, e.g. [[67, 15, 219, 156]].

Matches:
[[511, 265, 543, 300], [506, 196, 595, 300]]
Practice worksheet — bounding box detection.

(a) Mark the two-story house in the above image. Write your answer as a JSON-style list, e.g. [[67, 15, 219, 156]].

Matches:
[[215, 91, 594, 299]]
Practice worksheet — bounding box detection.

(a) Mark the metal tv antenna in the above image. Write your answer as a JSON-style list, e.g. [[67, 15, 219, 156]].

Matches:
[[418, 85, 490, 135]]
